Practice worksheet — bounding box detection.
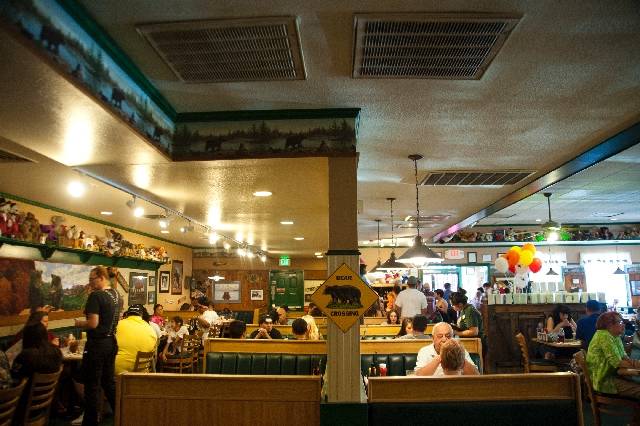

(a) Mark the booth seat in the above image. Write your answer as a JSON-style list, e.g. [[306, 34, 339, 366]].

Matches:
[[359, 339, 483, 375], [205, 352, 325, 375], [367, 373, 583, 426]]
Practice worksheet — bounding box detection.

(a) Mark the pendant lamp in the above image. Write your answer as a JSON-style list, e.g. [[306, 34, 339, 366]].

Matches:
[[613, 245, 627, 275], [368, 219, 385, 276], [397, 155, 443, 268], [545, 245, 559, 276], [546, 268, 559, 276], [378, 198, 409, 271]]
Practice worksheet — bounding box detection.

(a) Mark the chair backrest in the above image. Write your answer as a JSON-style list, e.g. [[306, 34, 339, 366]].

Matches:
[[515, 332, 530, 373], [0, 378, 27, 426], [133, 351, 155, 373], [23, 366, 63, 426]]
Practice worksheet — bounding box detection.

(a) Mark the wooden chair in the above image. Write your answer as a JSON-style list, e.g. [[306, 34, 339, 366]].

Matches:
[[574, 350, 640, 426], [132, 350, 155, 373], [0, 378, 27, 426], [515, 332, 558, 373], [22, 366, 63, 426], [161, 335, 200, 374]]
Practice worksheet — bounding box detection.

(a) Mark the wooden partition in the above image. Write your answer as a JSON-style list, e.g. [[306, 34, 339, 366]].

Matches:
[[205, 338, 327, 355], [245, 324, 328, 337], [367, 373, 582, 412], [163, 310, 198, 320], [115, 373, 321, 426]]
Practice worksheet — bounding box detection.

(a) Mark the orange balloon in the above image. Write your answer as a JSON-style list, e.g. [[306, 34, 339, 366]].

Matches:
[[506, 250, 520, 267], [522, 243, 536, 255]]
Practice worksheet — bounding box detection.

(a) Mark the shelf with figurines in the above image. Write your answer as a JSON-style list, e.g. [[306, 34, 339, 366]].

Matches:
[[0, 201, 169, 270]]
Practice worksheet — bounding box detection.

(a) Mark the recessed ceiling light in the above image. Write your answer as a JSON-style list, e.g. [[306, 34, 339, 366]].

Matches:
[[161, 230, 169, 234], [133, 207, 144, 217], [535, 219, 542, 222], [67, 181, 85, 198], [610, 218, 618, 221], [294, 237, 304, 241], [280, 221, 294, 225], [314, 252, 322, 256], [316, 255, 324, 259], [253, 191, 272, 197], [100, 211, 113, 216]]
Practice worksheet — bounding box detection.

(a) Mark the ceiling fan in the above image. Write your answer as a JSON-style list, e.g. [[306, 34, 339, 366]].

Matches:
[[542, 192, 562, 241]]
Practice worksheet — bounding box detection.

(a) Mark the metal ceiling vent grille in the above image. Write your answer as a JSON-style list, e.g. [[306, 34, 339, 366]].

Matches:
[[137, 17, 306, 83], [0, 149, 33, 163], [353, 13, 519, 79], [422, 171, 533, 186]]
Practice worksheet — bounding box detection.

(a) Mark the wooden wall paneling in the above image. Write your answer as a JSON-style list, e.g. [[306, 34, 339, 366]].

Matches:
[[191, 269, 269, 312], [116, 373, 321, 426]]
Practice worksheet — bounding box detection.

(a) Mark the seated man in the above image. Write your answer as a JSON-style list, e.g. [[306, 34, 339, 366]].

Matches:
[[291, 318, 309, 340], [576, 299, 601, 350], [275, 305, 289, 325], [439, 339, 466, 375], [228, 320, 246, 339], [398, 315, 430, 339], [115, 304, 158, 374], [415, 322, 479, 376], [160, 316, 190, 362], [249, 315, 283, 339], [195, 297, 220, 340]]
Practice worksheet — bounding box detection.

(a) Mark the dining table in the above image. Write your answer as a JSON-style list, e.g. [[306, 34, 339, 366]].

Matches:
[[531, 338, 583, 349]]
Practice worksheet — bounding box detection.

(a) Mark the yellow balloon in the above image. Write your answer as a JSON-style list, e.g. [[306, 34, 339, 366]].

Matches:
[[522, 243, 536, 255], [510, 246, 522, 254], [519, 249, 534, 266]]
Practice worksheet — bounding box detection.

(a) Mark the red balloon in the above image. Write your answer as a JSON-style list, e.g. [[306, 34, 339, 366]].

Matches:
[[508, 264, 516, 273], [529, 257, 543, 273]]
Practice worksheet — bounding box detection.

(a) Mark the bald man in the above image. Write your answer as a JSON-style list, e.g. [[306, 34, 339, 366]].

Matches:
[[414, 322, 479, 376]]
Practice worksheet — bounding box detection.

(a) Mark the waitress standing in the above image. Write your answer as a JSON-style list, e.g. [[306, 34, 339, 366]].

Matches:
[[75, 266, 120, 426], [450, 292, 484, 342]]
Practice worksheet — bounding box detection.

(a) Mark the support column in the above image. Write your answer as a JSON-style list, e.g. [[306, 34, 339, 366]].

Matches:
[[326, 156, 360, 402]]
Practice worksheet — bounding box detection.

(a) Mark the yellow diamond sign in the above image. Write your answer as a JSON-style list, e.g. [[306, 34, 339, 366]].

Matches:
[[309, 263, 379, 333]]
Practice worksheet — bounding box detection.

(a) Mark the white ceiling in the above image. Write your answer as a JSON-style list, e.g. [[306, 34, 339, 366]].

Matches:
[[0, 0, 639, 258]]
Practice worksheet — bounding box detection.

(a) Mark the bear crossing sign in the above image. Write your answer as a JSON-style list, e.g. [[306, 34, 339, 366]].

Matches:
[[309, 263, 379, 332]]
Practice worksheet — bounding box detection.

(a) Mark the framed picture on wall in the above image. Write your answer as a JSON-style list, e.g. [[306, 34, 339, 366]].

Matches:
[[468, 252, 477, 263], [630, 280, 640, 297], [147, 291, 155, 304], [171, 260, 183, 295], [159, 271, 170, 293], [128, 272, 147, 305], [250, 289, 263, 301], [148, 274, 156, 289], [482, 254, 492, 263], [213, 281, 241, 303]]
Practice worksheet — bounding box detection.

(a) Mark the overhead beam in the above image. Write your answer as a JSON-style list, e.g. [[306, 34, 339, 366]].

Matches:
[[432, 121, 640, 242]]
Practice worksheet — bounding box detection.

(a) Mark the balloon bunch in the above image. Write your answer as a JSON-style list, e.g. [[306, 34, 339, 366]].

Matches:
[[494, 243, 543, 274]]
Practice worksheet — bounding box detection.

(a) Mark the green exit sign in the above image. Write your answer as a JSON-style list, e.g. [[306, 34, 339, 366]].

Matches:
[[279, 256, 290, 266]]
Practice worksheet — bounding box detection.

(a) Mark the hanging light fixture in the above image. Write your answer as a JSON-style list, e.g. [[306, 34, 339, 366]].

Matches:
[[613, 245, 627, 275], [545, 245, 559, 276], [378, 198, 409, 271], [397, 154, 443, 268], [542, 192, 561, 241], [368, 219, 385, 276]]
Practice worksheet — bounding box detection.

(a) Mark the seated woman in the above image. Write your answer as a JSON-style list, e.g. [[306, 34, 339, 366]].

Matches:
[[6, 311, 59, 366], [396, 318, 413, 338], [439, 339, 466, 376], [150, 304, 165, 328], [587, 311, 640, 400], [381, 309, 400, 325], [546, 304, 577, 338], [301, 315, 323, 340], [386, 285, 401, 313]]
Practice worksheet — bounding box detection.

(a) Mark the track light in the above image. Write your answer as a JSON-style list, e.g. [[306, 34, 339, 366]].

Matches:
[[126, 196, 144, 217]]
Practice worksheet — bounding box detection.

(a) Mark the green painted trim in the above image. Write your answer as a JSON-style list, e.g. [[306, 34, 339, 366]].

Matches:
[[176, 108, 361, 123], [0, 190, 193, 249], [473, 222, 640, 227], [54, 0, 177, 119]]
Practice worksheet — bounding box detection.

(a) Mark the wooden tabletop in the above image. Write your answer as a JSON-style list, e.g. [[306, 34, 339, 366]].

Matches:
[[618, 367, 640, 377], [531, 338, 582, 348]]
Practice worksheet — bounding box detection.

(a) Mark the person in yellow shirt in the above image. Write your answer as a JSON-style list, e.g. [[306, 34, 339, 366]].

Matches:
[[115, 304, 157, 374]]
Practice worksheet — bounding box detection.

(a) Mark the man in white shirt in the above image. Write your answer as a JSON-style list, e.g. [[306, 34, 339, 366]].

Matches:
[[395, 276, 428, 319], [195, 296, 220, 340], [415, 322, 479, 376]]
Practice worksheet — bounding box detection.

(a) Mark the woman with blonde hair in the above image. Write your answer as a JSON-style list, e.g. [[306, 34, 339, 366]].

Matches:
[[302, 315, 323, 340]]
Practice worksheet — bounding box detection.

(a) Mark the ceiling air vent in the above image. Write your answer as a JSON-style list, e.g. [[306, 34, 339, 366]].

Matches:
[[0, 148, 34, 163], [138, 17, 306, 83], [422, 171, 533, 186], [353, 13, 519, 79]]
